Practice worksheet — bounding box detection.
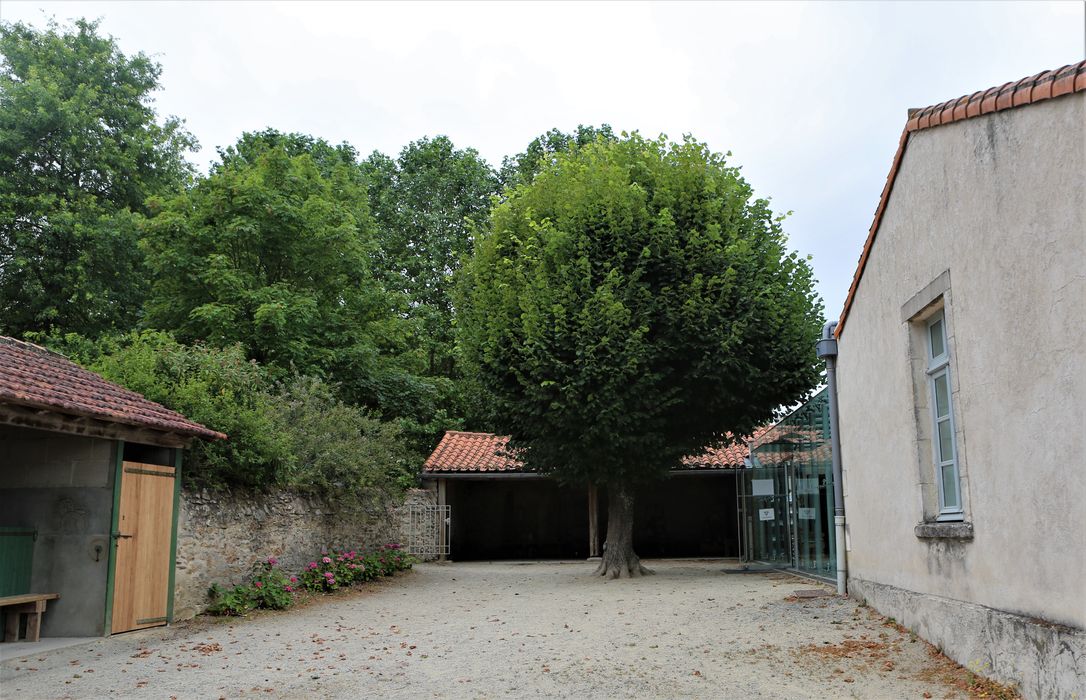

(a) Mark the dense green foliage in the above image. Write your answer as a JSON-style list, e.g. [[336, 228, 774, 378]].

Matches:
[[45, 331, 414, 495], [208, 546, 414, 616], [365, 136, 498, 377], [0, 19, 195, 337], [362, 136, 500, 452], [459, 134, 824, 486], [140, 135, 392, 376], [498, 124, 615, 189], [3, 17, 824, 508]]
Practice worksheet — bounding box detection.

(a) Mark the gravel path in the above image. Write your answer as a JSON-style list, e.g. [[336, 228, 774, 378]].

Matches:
[[1, 560, 978, 699]]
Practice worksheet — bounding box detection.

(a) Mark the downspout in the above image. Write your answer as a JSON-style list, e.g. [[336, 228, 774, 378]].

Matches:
[[816, 321, 847, 596]]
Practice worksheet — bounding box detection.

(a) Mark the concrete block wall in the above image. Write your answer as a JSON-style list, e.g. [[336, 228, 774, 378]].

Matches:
[[0, 425, 115, 637]]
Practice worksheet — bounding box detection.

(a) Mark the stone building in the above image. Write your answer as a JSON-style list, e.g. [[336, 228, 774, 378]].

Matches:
[[833, 61, 1085, 698]]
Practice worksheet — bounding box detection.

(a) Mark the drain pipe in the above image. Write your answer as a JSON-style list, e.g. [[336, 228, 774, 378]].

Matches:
[[816, 321, 847, 596]]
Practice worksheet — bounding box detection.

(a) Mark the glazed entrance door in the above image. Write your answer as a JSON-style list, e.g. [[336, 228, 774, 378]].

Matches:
[[111, 461, 175, 634]]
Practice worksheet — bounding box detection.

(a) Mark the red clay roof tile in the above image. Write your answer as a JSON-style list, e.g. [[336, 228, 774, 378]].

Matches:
[[0, 336, 224, 441], [836, 60, 1086, 338], [422, 430, 761, 474]]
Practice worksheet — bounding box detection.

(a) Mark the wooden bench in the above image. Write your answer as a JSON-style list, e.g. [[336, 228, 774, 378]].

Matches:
[[0, 593, 59, 643]]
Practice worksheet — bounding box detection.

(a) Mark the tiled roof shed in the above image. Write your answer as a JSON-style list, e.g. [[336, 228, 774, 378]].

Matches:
[[422, 430, 755, 474], [0, 336, 225, 446], [837, 60, 1086, 337]]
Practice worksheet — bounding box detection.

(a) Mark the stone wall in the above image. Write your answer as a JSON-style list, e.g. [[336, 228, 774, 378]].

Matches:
[[174, 487, 417, 621], [850, 577, 1086, 700]]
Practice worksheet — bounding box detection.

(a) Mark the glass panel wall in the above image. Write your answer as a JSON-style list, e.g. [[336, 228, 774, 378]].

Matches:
[[742, 388, 836, 580]]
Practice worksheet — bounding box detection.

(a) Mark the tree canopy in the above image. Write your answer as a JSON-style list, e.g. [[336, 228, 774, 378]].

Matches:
[[0, 18, 195, 337], [364, 136, 498, 377], [458, 133, 823, 576], [140, 132, 414, 410], [498, 124, 615, 189]]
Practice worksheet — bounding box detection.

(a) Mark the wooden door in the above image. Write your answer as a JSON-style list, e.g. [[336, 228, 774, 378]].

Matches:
[[111, 461, 175, 634]]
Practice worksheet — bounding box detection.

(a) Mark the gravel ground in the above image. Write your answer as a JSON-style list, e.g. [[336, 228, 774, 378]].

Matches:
[[1, 559, 981, 699]]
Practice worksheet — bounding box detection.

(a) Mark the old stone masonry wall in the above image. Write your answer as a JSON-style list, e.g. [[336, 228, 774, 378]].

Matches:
[[173, 488, 416, 621]]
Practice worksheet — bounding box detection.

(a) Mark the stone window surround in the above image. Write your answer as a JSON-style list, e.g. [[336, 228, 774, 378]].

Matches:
[[901, 270, 974, 541]]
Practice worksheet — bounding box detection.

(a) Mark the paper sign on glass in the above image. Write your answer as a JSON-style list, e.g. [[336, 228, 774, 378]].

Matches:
[[758, 508, 775, 521], [751, 479, 775, 496], [798, 507, 816, 520]]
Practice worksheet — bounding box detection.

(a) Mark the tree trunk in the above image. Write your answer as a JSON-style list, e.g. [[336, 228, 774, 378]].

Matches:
[[594, 483, 653, 579]]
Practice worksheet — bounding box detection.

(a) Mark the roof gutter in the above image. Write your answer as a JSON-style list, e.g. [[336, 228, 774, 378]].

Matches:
[[816, 321, 847, 596]]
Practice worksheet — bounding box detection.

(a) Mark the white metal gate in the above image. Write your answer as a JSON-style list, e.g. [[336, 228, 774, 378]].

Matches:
[[405, 504, 450, 560]]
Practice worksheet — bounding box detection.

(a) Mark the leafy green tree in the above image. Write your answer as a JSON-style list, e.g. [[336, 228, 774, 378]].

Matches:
[[498, 124, 615, 189], [458, 134, 823, 578], [0, 18, 195, 337], [140, 132, 410, 409], [364, 136, 498, 377], [74, 331, 290, 490]]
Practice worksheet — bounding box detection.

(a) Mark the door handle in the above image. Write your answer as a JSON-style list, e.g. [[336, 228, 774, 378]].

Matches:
[[112, 532, 133, 539]]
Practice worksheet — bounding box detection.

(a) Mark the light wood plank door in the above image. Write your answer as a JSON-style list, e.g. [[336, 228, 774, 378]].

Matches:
[[111, 461, 175, 634]]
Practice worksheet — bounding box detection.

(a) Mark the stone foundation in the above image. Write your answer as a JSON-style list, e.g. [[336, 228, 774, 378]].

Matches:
[[173, 488, 418, 620], [849, 577, 1086, 700]]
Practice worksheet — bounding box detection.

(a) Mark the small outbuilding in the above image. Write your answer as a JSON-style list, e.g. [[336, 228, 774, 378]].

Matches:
[[0, 337, 223, 639], [421, 431, 748, 561]]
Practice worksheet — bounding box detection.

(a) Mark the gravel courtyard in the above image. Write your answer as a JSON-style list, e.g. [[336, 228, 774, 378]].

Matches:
[[2, 560, 989, 699]]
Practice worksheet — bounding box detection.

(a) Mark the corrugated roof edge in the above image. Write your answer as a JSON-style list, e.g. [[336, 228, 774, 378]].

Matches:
[[836, 60, 1086, 338]]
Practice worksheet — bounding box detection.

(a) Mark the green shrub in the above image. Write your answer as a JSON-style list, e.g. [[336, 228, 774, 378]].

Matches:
[[207, 583, 257, 616], [208, 545, 413, 616], [271, 376, 416, 499], [36, 331, 418, 497], [207, 558, 295, 615], [249, 559, 293, 610]]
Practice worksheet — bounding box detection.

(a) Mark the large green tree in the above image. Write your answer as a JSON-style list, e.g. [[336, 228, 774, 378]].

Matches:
[[498, 124, 615, 190], [0, 19, 195, 337], [140, 132, 414, 415], [458, 134, 823, 578], [364, 136, 498, 377]]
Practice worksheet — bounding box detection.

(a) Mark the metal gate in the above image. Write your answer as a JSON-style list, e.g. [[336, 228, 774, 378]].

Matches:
[[405, 504, 450, 560]]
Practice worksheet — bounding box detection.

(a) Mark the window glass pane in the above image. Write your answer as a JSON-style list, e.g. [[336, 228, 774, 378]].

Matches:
[[929, 318, 945, 359], [941, 464, 959, 509], [933, 373, 950, 417], [937, 419, 954, 463]]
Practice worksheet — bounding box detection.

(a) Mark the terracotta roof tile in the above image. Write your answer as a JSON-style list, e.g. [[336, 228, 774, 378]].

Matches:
[[837, 60, 1086, 337], [423, 430, 761, 474], [0, 336, 224, 441]]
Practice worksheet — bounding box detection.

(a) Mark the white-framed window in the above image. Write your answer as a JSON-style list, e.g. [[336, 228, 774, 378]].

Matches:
[[925, 311, 962, 519]]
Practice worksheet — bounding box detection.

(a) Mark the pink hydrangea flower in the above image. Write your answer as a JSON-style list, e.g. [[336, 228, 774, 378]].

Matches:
[[322, 556, 332, 564], [324, 571, 334, 578], [254, 581, 263, 589], [290, 576, 298, 583], [267, 557, 278, 566], [284, 585, 293, 592]]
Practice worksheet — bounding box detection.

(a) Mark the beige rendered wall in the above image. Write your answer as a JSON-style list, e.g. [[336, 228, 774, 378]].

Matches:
[[836, 93, 1086, 629]]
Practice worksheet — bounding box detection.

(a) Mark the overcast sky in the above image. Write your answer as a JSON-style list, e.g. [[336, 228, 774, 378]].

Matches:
[[3, 1, 1083, 317]]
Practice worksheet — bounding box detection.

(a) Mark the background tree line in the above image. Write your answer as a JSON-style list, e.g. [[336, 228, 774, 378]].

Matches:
[[1, 18, 824, 533], [0, 18, 608, 495]]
